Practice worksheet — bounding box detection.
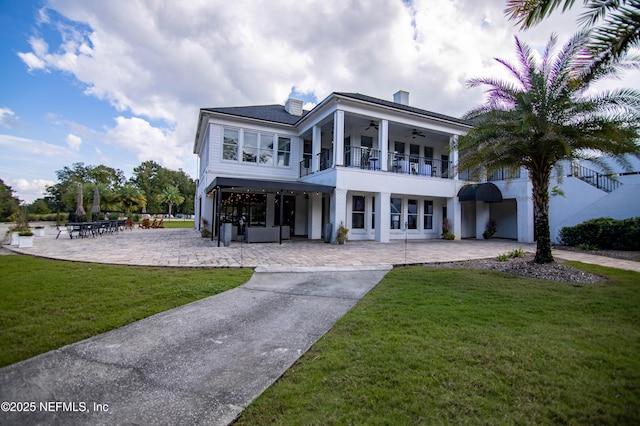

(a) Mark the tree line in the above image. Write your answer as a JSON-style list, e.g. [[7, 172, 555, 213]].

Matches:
[[0, 161, 195, 221]]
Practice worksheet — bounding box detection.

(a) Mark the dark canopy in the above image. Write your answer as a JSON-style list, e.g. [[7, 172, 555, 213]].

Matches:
[[205, 177, 334, 195], [457, 182, 503, 203]]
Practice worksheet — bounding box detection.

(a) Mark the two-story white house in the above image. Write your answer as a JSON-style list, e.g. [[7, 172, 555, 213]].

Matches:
[[193, 90, 541, 244]]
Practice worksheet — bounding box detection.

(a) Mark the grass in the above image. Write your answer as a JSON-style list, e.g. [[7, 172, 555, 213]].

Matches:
[[236, 263, 640, 425], [0, 255, 251, 367], [160, 219, 194, 228]]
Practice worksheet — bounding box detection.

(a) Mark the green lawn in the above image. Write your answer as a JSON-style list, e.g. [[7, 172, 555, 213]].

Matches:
[[236, 263, 640, 425], [161, 219, 194, 228], [0, 255, 251, 367]]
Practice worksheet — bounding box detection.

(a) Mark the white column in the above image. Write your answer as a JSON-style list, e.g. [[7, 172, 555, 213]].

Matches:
[[475, 201, 490, 239], [449, 135, 459, 180], [308, 192, 322, 239], [379, 119, 389, 171], [330, 188, 347, 242], [312, 125, 321, 173], [447, 196, 462, 240], [266, 193, 276, 227], [517, 182, 534, 242], [333, 110, 345, 167], [375, 192, 390, 242]]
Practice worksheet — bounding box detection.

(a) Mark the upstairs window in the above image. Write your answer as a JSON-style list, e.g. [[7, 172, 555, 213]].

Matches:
[[278, 137, 291, 166], [223, 129, 239, 161], [260, 134, 274, 165], [243, 132, 258, 163]]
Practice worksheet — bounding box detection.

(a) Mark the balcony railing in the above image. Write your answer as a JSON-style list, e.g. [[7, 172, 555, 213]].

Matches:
[[299, 156, 312, 177], [488, 168, 521, 181], [387, 153, 452, 178], [318, 148, 333, 172], [569, 164, 621, 192], [344, 146, 382, 170]]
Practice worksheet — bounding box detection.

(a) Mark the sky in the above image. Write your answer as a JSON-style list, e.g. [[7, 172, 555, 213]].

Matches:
[[1, 0, 638, 203]]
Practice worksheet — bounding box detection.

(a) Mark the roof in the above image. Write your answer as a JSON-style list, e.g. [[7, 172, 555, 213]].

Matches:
[[334, 92, 473, 126], [201, 104, 308, 125], [201, 92, 472, 128]]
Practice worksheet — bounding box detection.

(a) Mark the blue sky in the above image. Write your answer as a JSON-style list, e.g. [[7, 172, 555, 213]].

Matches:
[[1, 0, 638, 203]]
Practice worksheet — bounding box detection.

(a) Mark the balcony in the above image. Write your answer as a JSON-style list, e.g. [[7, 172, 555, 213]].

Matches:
[[299, 146, 453, 179]]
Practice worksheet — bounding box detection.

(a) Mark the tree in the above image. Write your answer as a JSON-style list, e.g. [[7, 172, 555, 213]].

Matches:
[[131, 161, 195, 214], [505, 0, 640, 79], [156, 185, 185, 217], [0, 179, 21, 221], [46, 163, 125, 213], [458, 33, 640, 263], [116, 184, 147, 214]]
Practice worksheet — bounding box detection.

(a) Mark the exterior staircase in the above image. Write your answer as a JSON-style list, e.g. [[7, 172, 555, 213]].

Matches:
[[569, 164, 621, 192]]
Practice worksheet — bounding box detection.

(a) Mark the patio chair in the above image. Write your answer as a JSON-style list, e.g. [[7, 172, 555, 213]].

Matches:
[[139, 218, 151, 229], [56, 224, 68, 239], [152, 218, 164, 228], [125, 218, 134, 230]]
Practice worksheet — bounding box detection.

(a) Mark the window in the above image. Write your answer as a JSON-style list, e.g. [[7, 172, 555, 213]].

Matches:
[[424, 146, 434, 159], [361, 136, 373, 149], [390, 197, 402, 229], [243, 132, 258, 163], [352, 196, 365, 229], [260, 134, 274, 165], [410, 144, 420, 161], [394, 141, 405, 156], [223, 129, 239, 160], [278, 137, 291, 166], [408, 199, 418, 229], [424, 200, 433, 230]]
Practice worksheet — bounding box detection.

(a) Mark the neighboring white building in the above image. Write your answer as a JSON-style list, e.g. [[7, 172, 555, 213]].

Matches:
[[193, 91, 637, 244]]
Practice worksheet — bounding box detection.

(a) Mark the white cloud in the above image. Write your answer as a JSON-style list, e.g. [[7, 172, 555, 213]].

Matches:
[[0, 134, 70, 156], [66, 133, 82, 150], [0, 108, 21, 128], [13, 0, 639, 184], [11, 178, 56, 203], [104, 116, 188, 170]]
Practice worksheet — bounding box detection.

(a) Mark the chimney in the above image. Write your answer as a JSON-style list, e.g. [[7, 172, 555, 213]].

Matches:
[[393, 90, 409, 106], [285, 98, 303, 116]]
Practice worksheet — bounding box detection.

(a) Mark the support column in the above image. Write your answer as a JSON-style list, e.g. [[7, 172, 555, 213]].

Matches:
[[475, 201, 490, 239], [312, 125, 321, 173], [517, 183, 534, 242], [333, 110, 345, 167], [375, 192, 390, 242], [449, 135, 459, 180], [379, 120, 389, 171], [330, 188, 347, 243], [308, 192, 322, 239], [266, 193, 276, 227], [447, 196, 462, 240]]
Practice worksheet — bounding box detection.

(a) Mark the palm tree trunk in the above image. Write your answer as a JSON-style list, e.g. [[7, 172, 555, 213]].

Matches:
[[531, 167, 554, 264]]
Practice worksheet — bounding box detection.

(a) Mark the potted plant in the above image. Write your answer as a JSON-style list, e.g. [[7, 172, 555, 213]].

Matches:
[[483, 219, 497, 239], [34, 226, 46, 237], [336, 222, 349, 244], [18, 230, 34, 248], [441, 217, 454, 240]]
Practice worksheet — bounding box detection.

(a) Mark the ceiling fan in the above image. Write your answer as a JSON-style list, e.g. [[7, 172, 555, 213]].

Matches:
[[407, 129, 426, 138], [365, 121, 379, 131]]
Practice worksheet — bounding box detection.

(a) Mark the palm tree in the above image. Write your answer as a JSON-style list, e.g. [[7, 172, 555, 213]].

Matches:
[[458, 32, 640, 263], [505, 0, 640, 79], [116, 184, 147, 214], [156, 185, 185, 218]]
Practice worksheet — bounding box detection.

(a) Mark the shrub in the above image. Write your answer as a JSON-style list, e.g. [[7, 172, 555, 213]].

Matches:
[[483, 219, 497, 239], [442, 232, 455, 240], [497, 247, 524, 261], [559, 217, 640, 250]]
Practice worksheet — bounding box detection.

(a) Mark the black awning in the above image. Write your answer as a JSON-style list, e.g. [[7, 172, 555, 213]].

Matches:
[[205, 177, 334, 195], [457, 182, 503, 203]]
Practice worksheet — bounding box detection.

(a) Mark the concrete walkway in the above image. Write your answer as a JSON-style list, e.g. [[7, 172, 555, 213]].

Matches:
[[1, 227, 638, 425]]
